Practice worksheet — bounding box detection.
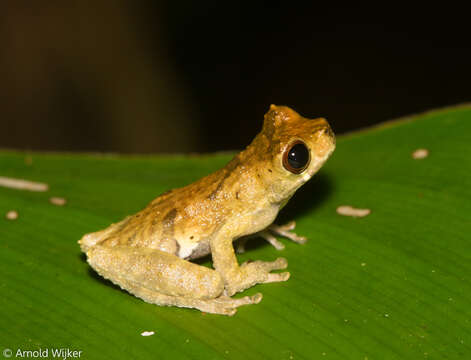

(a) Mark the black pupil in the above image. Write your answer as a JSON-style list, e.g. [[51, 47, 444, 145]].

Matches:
[[288, 143, 309, 169]]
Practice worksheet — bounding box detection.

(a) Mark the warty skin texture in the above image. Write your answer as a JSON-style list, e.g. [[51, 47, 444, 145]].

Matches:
[[79, 105, 335, 315]]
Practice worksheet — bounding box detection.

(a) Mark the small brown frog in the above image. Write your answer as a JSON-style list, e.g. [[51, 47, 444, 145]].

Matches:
[[79, 105, 335, 315]]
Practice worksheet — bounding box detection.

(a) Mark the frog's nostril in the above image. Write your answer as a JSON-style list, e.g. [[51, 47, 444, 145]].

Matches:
[[322, 127, 333, 138]]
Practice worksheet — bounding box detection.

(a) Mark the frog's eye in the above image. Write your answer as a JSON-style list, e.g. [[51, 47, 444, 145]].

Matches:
[[283, 140, 310, 174]]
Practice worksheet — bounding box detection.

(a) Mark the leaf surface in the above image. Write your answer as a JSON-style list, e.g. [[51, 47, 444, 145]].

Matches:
[[1, 105, 470, 359]]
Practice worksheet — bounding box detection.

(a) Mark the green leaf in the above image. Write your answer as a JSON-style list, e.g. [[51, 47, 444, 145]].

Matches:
[[1, 105, 470, 359]]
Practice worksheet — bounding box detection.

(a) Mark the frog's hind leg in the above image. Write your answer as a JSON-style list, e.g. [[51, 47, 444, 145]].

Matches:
[[86, 245, 261, 315]]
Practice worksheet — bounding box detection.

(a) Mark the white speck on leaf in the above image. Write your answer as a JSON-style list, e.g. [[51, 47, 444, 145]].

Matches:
[[50, 197, 67, 206], [412, 148, 429, 159], [140, 331, 155, 337], [336, 205, 371, 218], [0, 176, 48, 192], [6, 210, 18, 220]]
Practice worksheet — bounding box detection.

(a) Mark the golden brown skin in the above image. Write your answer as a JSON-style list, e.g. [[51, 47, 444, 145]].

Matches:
[[79, 105, 335, 315]]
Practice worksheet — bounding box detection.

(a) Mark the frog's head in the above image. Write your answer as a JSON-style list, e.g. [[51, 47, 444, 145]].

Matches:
[[255, 104, 336, 203]]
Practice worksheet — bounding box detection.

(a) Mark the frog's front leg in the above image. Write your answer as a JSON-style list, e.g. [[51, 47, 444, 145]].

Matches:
[[85, 245, 261, 315], [211, 234, 290, 296]]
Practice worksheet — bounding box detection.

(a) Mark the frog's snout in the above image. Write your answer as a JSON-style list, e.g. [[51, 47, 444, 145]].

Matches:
[[318, 120, 336, 149], [322, 126, 336, 145]]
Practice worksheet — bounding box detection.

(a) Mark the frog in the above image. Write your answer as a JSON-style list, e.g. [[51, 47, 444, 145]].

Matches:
[[79, 105, 335, 315]]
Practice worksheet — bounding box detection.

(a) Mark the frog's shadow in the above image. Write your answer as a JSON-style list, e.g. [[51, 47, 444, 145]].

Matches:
[[277, 172, 333, 223]]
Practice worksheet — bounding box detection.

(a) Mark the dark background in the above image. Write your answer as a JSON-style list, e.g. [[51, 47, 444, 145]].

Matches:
[[1, 2, 470, 154]]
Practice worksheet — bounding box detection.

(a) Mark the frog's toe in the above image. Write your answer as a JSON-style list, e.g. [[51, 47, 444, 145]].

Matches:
[[231, 292, 263, 306], [272, 257, 288, 270], [279, 221, 296, 231], [224, 308, 237, 316], [203, 306, 237, 316], [258, 231, 285, 250], [251, 292, 263, 303], [249, 257, 287, 271], [210, 293, 262, 315], [265, 271, 290, 283], [268, 221, 307, 245]]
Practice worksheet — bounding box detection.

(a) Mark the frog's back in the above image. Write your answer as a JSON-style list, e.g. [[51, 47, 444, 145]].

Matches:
[[79, 165, 245, 258]]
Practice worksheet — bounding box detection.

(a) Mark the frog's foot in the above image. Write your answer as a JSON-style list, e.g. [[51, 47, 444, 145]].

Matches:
[[267, 221, 307, 245], [225, 257, 290, 295], [135, 287, 262, 316], [120, 280, 262, 316], [200, 293, 263, 316]]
